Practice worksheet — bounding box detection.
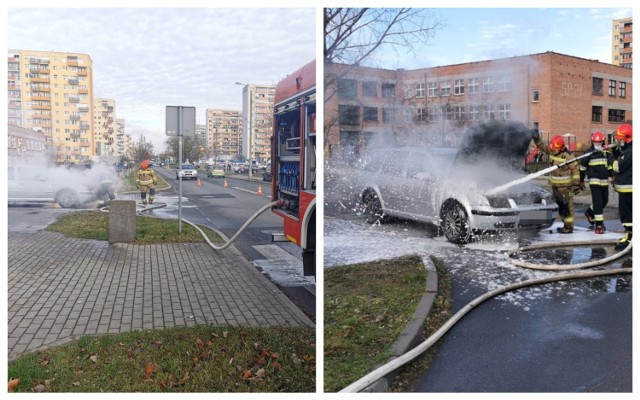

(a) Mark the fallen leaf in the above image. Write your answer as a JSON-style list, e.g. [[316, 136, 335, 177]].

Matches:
[[261, 349, 271, 357], [223, 331, 228, 338], [33, 384, 46, 392], [242, 370, 252, 380], [8, 378, 20, 392], [72, 382, 80, 387], [154, 341, 163, 349], [272, 361, 282, 371], [178, 372, 190, 385], [196, 338, 204, 348], [271, 352, 280, 359], [144, 363, 154, 378], [89, 355, 98, 363], [257, 357, 266, 366], [256, 368, 266, 379]]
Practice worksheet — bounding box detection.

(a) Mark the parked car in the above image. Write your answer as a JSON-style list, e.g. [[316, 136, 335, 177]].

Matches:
[[355, 123, 558, 244], [8, 165, 97, 208], [207, 165, 226, 178], [176, 163, 198, 180]]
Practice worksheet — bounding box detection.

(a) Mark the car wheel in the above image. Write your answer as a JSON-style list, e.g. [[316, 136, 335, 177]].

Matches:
[[440, 201, 472, 244], [362, 190, 385, 224], [56, 188, 80, 208]]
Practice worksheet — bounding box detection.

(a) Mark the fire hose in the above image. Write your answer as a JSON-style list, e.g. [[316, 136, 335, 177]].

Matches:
[[100, 200, 278, 251], [340, 239, 632, 393]]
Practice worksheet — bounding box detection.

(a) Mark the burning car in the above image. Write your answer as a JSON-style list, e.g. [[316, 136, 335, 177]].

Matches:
[[355, 121, 559, 244]]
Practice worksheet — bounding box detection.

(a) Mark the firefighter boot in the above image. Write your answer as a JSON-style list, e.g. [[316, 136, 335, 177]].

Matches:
[[556, 226, 574, 234], [615, 231, 632, 251], [584, 208, 595, 226]]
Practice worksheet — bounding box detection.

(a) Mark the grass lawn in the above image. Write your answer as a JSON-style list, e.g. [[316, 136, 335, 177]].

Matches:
[[8, 325, 315, 392], [324, 255, 427, 392]]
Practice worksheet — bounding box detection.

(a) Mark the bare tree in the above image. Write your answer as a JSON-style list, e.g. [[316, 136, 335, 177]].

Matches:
[[132, 135, 155, 163], [324, 8, 444, 148], [164, 135, 207, 164]]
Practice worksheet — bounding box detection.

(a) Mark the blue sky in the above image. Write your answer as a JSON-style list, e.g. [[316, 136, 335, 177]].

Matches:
[[365, 7, 632, 70]]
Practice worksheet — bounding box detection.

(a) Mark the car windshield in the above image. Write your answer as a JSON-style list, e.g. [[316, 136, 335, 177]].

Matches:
[[181, 164, 194, 170]]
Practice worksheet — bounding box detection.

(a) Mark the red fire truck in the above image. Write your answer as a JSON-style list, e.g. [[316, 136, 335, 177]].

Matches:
[[271, 60, 316, 277]]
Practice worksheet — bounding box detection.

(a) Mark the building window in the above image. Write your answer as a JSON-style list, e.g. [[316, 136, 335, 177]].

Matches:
[[428, 82, 438, 97], [468, 104, 480, 121], [532, 89, 540, 102], [497, 103, 511, 120], [428, 106, 439, 122], [592, 77, 603, 95], [440, 81, 451, 96], [482, 104, 494, 121], [619, 81, 626, 98], [453, 105, 465, 121], [592, 106, 603, 122], [416, 82, 425, 98], [468, 78, 480, 94], [454, 79, 465, 95], [338, 78, 358, 99], [381, 83, 396, 98], [363, 107, 378, 122], [383, 108, 395, 123], [362, 81, 377, 97], [338, 105, 359, 125], [416, 107, 426, 122], [608, 80, 616, 96], [608, 109, 625, 123], [497, 75, 511, 92], [483, 77, 495, 93]]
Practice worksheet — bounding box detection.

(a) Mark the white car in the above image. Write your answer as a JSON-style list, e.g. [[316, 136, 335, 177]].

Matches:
[[176, 164, 198, 180], [8, 165, 97, 208]]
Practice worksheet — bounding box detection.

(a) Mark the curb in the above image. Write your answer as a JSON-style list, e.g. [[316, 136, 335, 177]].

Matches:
[[363, 255, 438, 392]]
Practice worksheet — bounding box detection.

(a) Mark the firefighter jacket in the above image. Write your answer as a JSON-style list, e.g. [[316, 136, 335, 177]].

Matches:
[[579, 146, 613, 187], [534, 138, 580, 188], [136, 168, 157, 187], [612, 142, 632, 194]]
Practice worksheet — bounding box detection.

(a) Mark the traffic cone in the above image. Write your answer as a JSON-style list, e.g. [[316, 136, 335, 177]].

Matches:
[[197, 178, 201, 187], [224, 179, 228, 188], [257, 185, 263, 196]]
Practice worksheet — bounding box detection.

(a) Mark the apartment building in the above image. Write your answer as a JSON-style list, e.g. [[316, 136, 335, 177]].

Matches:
[[325, 51, 632, 159], [8, 50, 94, 164], [238, 83, 276, 163], [94, 98, 116, 157], [206, 109, 243, 160], [612, 17, 632, 69], [8, 124, 50, 165]]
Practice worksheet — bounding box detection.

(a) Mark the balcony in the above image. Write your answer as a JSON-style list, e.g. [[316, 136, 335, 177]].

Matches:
[[77, 105, 90, 112], [31, 104, 51, 110], [71, 132, 81, 139], [69, 96, 80, 103], [67, 57, 79, 66], [79, 122, 90, 129], [30, 76, 50, 83], [78, 69, 88, 76], [68, 77, 79, 85], [78, 88, 89, 94], [79, 141, 91, 147], [70, 114, 81, 121], [31, 95, 50, 101]]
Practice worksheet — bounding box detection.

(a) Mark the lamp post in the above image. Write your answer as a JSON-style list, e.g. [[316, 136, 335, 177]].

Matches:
[[235, 81, 253, 181]]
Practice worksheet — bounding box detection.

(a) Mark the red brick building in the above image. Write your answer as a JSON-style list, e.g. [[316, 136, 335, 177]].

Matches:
[[325, 51, 632, 159]]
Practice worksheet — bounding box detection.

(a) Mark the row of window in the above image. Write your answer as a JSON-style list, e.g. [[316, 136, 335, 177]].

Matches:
[[339, 76, 628, 99]]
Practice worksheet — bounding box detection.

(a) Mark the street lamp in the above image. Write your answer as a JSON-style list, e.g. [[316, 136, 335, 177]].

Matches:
[[235, 81, 253, 180]]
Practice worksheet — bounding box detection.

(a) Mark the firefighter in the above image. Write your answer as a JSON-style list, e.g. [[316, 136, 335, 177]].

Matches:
[[611, 123, 632, 250], [579, 131, 613, 234], [96, 174, 117, 208], [532, 131, 582, 233], [136, 159, 157, 205]]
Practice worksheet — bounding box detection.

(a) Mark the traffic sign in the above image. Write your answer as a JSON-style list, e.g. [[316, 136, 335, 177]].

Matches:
[[166, 106, 196, 136]]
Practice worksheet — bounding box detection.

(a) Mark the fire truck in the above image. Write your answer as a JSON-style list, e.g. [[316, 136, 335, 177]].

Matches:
[[271, 60, 316, 277]]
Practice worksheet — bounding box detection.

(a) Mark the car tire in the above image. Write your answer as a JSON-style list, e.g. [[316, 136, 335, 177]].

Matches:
[[362, 190, 385, 224], [440, 201, 472, 244], [56, 188, 80, 208]]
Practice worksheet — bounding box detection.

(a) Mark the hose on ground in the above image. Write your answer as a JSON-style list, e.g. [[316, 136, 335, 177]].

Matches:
[[340, 240, 632, 393], [101, 200, 278, 251]]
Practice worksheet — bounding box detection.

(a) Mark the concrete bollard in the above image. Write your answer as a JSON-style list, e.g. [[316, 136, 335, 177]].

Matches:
[[108, 200, 136, 243]]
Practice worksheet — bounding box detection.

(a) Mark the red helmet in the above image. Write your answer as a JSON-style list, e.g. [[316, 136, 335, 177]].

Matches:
[[614, 124, 632, 143], [591, 131, 605, 143], [140, 160, 149, 169], [549, 135, 565, 151]]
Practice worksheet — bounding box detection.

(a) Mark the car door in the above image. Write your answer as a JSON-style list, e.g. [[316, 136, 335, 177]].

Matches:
[[404, 150, 440, 223], [376, 150, 410, 216]]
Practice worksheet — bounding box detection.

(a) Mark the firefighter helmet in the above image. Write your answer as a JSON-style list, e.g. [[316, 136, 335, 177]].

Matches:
[[549, 135, 565, 151], [614, 124, 632, 143], [591, 131, 605, 143], [140, 160, 149, 169]]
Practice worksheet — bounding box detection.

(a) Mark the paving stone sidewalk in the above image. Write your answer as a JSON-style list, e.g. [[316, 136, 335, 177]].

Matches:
[[8, 230, 313, 361]]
